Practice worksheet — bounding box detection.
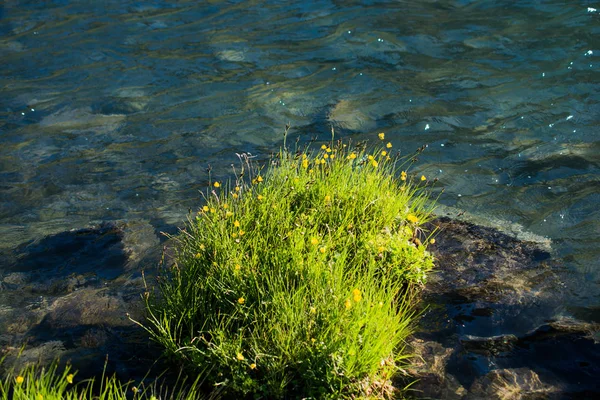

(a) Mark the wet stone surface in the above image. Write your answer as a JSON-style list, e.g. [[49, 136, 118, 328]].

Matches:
[[406, 217, 600, 399], [0, 221, 166, 381]]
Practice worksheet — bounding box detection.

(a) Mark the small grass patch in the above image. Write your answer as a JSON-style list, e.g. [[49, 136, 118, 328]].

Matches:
[[0, 358, 208, 400], [142, 134, 437, 398]]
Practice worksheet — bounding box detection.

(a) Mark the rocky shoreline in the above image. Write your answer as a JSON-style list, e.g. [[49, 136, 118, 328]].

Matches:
[[407, 217, 600, 399], [1, 217, 598, 398]]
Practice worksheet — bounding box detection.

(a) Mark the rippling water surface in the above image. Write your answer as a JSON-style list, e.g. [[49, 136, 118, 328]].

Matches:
[[1, 0, 599, 393]]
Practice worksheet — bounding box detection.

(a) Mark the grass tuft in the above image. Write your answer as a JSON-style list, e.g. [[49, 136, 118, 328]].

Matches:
[[143, 135, 437, 398], [0, 357, 211, 400]]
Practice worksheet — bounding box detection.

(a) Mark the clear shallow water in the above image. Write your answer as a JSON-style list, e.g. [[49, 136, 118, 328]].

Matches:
[[1, 0, 598, 389]]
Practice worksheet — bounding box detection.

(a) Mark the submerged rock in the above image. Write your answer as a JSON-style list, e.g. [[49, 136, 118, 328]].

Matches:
[[328, 99, 376, 132], [405, 217, 600, 399], [0, 220, 164, 381]]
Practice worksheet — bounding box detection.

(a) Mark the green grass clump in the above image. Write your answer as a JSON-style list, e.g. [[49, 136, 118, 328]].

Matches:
[[143, 135, 436, 398], [0, 359, 207, 400]]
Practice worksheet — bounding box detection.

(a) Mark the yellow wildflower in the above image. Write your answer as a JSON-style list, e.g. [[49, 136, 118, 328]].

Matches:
[[378, 132, 385, 140], [225, 211, 233, 218], [232, 233, 238, 238], [430, 238, 436, 244], [223, 203, 229, 209], [381, 150, 387, 156], [250, 363, 257, 370], [321, 144, 327, 150], [199, 244, 205, 250], [310, 306, 317, 314], [319, 246, 326, 254], [348, 153, 357, 160], [132, 387, 139, 394], [421, 175, 426, 181], [323, 153, 329, 159], [239, 230, 245, 236], [238, 297, 245, 305], [15, 376, 24, 385], [378, 301, 384, 308], [194, 253, 201, 259], [371, 159, 378, 168], [203, 206, 209, 212], [386, 142, 392, 148], [302, 154, 307, 159], [37, 394, 43, 400], [320, 159, 326, 165], [232, 193, 239, 199], [66, 374, 74, 384], [210, 207, 216, 213], [401, 171, 407, 181], [352, 288, 362, 302], [234, 220, 240, 228], [302, 159, 309, 169], [344, 299, 352, 310], [257, 194, 263, 200], [235, 264, 241, 270], [330, 154, 335, 159], [236, 352, 245, 360], [326, 147, 332, 153], [324, 195, 331, 202], [368, 155, 374, 161], [309, 169, 314, 174], [310, 237, 319, 245], [257, 175, 263, 182], [407, 214, 419, 224], [378, 246, 385, 253], [214, 182, 221, 188], [235, 186, 240, 192]]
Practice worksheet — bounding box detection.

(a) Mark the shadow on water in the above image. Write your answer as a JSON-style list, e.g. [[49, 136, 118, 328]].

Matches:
[[7, 224, 127, 282]]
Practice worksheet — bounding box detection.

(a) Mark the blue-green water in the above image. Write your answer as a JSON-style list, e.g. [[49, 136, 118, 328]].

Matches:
[[1, 0, 599, 393]]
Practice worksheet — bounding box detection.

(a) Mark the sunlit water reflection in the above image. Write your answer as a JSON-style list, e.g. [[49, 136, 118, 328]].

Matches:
[[1, 0, 598, 393]]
